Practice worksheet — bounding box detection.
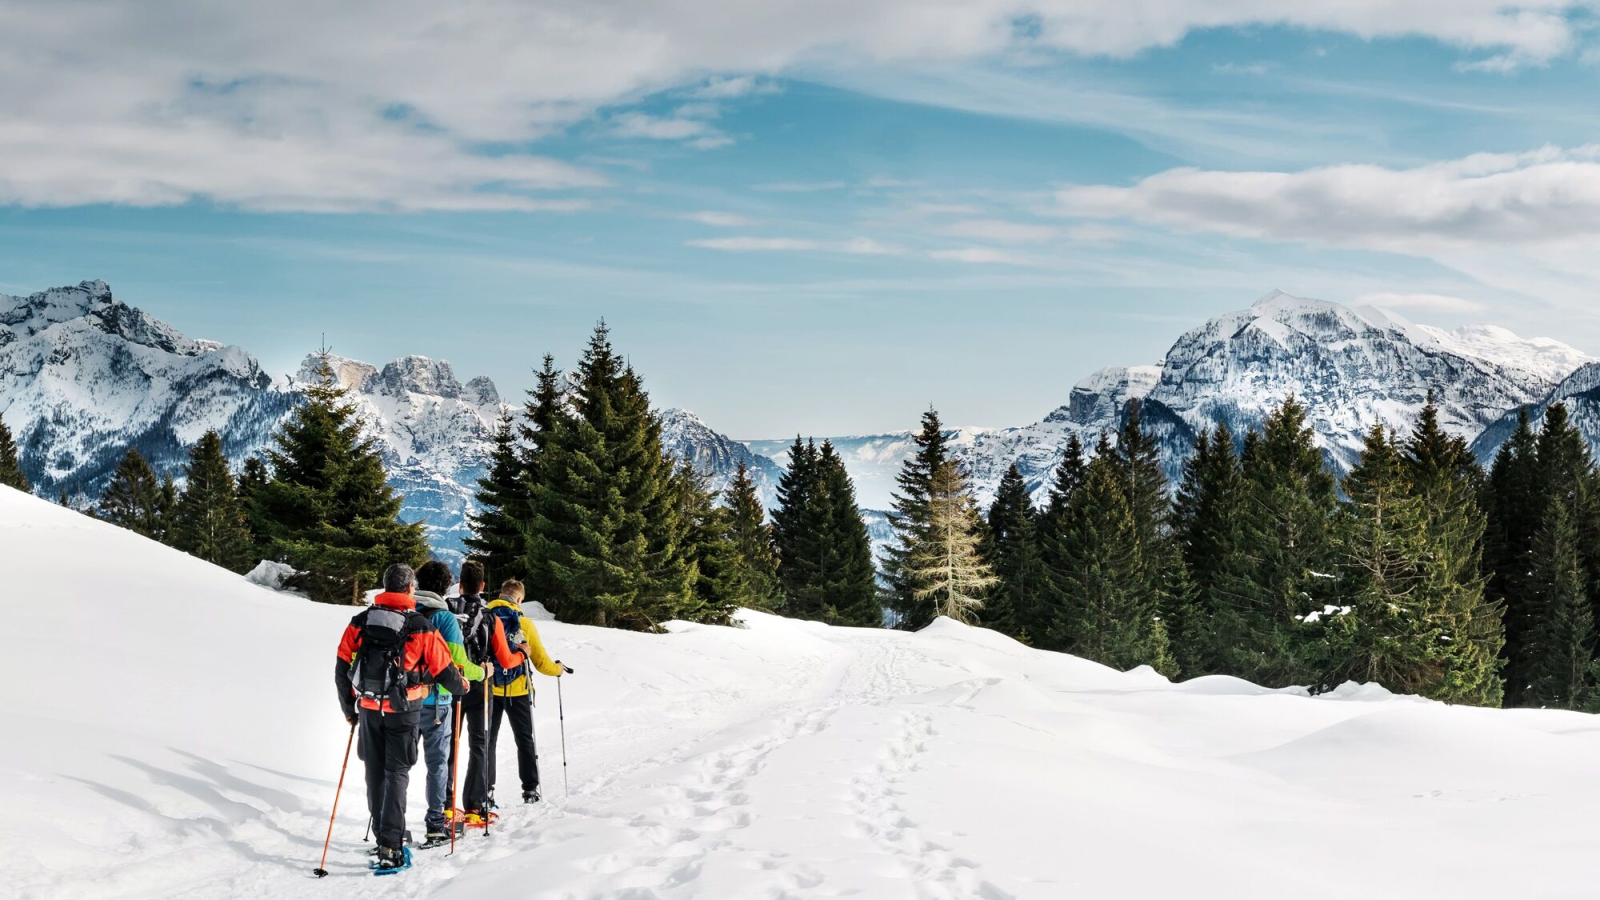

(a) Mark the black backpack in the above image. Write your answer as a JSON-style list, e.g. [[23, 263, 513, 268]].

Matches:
[[352, 606, 433, 713], [450, 594, 496, 667]]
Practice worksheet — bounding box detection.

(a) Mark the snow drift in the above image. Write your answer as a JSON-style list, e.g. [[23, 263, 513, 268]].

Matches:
[[4, 485, 1600, 899]]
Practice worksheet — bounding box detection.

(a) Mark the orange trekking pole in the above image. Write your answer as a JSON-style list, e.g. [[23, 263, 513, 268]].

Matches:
[[312, 720, 357, 878]]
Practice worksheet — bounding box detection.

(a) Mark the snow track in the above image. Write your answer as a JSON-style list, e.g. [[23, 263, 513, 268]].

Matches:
[[9, 486, 1600, 899]]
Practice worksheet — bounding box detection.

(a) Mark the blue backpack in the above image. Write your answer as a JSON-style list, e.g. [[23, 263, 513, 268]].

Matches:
[[490, 604, 527, 687]]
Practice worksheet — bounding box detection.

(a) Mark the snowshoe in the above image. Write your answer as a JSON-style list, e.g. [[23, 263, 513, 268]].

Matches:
[[419, 821, 464, 848], [367, 829, 412, 856], [461, 810, 499, 829], [523, 788, 541, 804], [371, 846, 413, 875]]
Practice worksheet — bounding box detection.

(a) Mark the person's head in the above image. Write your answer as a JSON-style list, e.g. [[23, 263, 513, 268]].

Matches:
[[382, 563, 416, 595], [500, 579, 525, 602], [416, 560, 453, 596], [461, 560, 486, 597]]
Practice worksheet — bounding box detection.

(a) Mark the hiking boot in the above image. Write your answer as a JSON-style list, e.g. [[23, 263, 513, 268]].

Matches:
[[523, 788, 541, 804], [373, 846, 406, 870]]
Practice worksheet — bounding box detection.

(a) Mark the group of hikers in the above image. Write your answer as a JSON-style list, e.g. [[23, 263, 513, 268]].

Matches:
[[325, 559, 571, 874]]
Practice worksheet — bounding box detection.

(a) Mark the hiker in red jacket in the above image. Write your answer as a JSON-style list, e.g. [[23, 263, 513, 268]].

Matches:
[[335, 563, 467, 871]]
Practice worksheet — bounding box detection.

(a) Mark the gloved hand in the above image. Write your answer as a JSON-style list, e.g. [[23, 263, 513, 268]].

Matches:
[[345, 711, 359, 726]]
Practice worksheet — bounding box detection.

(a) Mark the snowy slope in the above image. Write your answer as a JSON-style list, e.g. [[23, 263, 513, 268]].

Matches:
[[8, 483, 1600, 900]]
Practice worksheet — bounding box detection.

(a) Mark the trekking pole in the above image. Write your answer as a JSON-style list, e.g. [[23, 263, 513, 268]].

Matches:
[[448, 700, 463, 856], [312, 721, 357, 878], [484, 671, 492, 837], [557, 668, 572, 797]]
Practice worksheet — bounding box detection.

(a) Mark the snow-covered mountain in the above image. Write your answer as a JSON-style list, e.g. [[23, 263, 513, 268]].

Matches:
[[1473, 361, 1600, 462], [1142, 291, 1589, 477], [0, 280, 293, 496], [295, 353, 510, 564], [659, 408, 783, 505], [7, 281, 1591, 561], [0, 281, 781, 564], [749, 291, 1592, 506]]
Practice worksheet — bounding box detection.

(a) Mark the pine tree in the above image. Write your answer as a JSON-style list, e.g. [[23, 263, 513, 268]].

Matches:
[[0, 411, 29, 493], [676, 463, 736, 624], [99, 448, 165, 539], [1111, 400, 1171, 564], [1325, 424, 1435, 693], [1171, 423, 1245, 674], [466, 414, 529, 583], [815, 441, 881, 627], [1109, 400, 1180, 667], [773, 437, 823, 618], [172, 430, 254, 572], [252, 351, 428, 604], [1032, 434, 1088, 648], [1484, 408, 1540, 692], [1215, 396, 1338, 686], [908, 460, 996, 624], [235, 456, 270, 562], [524, 324, 693, 628], [518, 353, 569, 606], [1400, 397, 1503, 706], [883, 408, 951, 630], [1520, 499, 1600, 709], [723, 459, 782, 612], [1050, 453, 1166, 671], [981, 464, 1047, 642], [520, 353, 566, 467], [157, 473, 178, 545]]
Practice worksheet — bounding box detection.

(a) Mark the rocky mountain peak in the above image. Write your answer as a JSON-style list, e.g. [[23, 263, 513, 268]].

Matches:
[[376, 355, 462, 399], [1, 280, 213, 356]]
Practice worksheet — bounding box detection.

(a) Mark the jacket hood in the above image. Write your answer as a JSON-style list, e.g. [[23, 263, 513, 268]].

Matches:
[[373, 591, 417, 611], [413, 590, 449, 612]]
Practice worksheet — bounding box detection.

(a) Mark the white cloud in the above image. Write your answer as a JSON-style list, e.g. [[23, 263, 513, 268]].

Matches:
[[692, 76, 780, 99], [1356, 292, 1489, 314], [688, 235, 904, 255], [1062, 223, 1126, 243], [1212, 62, 1275, 75], [928, 247, 1034, 265], [1054, 145, 1600, 251], [939, 219, 1057, 243], [611, 113, 714, 141], [3, 1, 1595, 210], [681, 211, 758, 227], [753, 181, 851, 193]]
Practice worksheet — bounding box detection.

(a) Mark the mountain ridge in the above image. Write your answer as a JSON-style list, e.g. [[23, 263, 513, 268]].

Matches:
[[3, 281, 1594, 562]]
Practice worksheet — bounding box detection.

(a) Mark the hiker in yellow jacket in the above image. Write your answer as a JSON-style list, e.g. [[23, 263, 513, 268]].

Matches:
[[485, 579, 569, 806]]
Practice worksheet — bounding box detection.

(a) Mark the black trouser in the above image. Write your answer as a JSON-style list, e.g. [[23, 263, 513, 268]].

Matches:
[[358, 706, 420, 850], [488, 690, 539, 799], [454, 679, 493, 812]]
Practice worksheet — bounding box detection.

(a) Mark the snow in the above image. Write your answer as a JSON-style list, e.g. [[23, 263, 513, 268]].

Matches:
[[6, 485, 1600, 899], [245, 559, 300, 592]]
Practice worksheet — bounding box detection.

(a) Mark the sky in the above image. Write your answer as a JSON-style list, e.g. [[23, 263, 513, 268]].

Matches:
[[3, 2, 1600, 438]]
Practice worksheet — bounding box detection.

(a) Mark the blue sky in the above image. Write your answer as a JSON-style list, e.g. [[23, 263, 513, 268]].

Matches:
[[3, 3, 1600, 436]]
